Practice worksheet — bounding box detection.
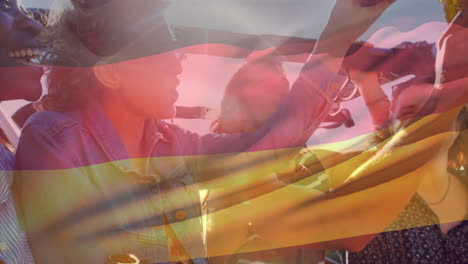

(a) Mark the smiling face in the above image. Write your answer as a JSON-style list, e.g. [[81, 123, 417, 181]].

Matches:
[[0, 0, 42, 101]]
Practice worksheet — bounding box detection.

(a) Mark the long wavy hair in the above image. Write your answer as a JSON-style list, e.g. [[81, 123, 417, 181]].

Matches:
[[39, 3, 104, 112]]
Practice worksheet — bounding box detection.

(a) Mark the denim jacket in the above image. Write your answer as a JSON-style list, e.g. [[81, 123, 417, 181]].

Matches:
[[13, 55, 346, 264]]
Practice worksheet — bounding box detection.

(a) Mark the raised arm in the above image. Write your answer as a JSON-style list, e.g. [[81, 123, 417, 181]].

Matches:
[[350, 70, 391, 128], [191, 0, 396, 156]]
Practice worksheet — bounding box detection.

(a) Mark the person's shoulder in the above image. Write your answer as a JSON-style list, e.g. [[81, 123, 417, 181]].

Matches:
[[23, 110, 82, 137]]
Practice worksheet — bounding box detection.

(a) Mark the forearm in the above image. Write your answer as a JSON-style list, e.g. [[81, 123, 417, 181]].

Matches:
[[367, 103, 391, 128], [245, 55, 347, 151], [311, 28, 359, 75], [313, 0, 395, 70], [357, 74, 387, 101], [354, 72, 391, 127], [313, 30, 358, 61]]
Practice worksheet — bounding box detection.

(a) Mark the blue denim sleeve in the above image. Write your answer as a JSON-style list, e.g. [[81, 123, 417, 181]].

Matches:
[[12, 114, 95, 264], [14, 118, 80, 171]]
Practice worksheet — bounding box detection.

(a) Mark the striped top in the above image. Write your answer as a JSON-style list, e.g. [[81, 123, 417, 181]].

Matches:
[[0, 145, 34, 264]]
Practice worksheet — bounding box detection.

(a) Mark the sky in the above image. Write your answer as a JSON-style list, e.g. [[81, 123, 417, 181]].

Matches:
[[23, 0, 446, 40]]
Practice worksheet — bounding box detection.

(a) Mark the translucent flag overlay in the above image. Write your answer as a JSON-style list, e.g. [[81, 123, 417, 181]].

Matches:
[[0, 1, 466, 264]]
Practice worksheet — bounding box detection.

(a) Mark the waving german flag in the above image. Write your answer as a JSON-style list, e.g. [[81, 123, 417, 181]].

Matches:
[[7, 1, 468, 264]]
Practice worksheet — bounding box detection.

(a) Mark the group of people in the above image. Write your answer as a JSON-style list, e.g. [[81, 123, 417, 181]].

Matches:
[[0, 0, 467, 263]]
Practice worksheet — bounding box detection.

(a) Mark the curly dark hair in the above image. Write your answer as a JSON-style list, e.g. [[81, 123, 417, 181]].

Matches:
[[39, 6, 109, 111], [39, 0, 171, 112]]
